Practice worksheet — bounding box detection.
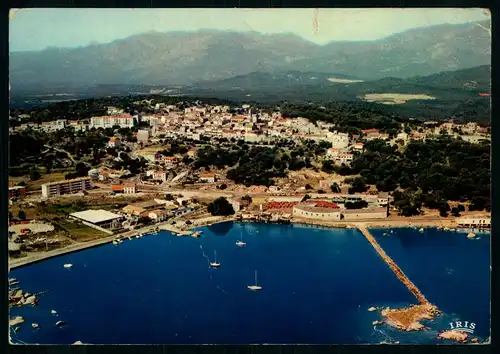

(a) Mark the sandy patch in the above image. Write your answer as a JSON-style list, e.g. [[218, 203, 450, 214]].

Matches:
[[362, 93, 436, 105], [327, 78, 364, 83]]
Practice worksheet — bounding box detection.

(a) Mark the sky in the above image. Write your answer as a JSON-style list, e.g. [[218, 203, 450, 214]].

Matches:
[[9, 8, 490, 52]]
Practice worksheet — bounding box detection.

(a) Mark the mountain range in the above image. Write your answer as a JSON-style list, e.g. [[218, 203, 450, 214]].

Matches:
[[10, 20, 490, 94]]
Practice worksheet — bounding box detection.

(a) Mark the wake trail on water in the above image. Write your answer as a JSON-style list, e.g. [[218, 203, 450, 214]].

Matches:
[[199, 245, 228, 295], [373, 325, 394, 343]]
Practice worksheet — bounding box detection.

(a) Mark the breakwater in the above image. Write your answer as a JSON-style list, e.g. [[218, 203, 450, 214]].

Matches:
[[356, 224, 428, 304]]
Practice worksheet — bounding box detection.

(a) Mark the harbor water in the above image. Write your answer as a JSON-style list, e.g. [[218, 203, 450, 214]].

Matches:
[[9, 223, 490, 344]]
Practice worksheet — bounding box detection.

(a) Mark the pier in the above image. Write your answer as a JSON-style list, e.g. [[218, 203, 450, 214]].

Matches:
[[354, 224, 428, 305]]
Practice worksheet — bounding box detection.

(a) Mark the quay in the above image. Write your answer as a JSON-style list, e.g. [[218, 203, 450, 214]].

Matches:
[[354, 223, 429, 305]]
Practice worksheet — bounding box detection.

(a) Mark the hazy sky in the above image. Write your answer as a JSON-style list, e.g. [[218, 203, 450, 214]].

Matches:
[[9, 8, 490, 52]]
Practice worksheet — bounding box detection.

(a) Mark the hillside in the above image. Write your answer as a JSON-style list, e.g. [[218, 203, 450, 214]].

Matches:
[[10, 21, 490, 93], [186, 65, 491, 101]]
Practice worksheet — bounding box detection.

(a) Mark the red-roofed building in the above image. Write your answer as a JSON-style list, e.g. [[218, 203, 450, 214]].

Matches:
[[107, 137, 121, 148], [361, 128, 380, 138]]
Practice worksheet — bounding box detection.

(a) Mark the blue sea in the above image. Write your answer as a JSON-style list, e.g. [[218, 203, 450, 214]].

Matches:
[[9, 223, 490, 344]]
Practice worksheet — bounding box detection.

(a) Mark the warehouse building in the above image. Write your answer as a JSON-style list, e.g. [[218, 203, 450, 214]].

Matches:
[[292, 201, 342, 221], [69, 209, 124, 232]]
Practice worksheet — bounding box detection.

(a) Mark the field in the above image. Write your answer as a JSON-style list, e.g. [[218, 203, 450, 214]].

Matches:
[[134, 145, 163, 158], [362, 93, 436, 104], [327, 77, 364, 83], [54, 219, 108, 242]]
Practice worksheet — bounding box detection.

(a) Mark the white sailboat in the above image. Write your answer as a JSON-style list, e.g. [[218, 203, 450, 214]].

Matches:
[[209, 250, 220, 268], [247, 269, 262, 291], [235, 230, 246, 247]]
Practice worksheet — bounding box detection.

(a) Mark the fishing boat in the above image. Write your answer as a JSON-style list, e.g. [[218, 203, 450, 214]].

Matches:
[[209, 250, 220, 268], [235, 230, 246, 247], [247, 270, 262, 291]]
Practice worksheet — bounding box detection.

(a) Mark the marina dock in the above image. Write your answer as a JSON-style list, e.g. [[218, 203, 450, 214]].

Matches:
[[355, 224, 429, 305]]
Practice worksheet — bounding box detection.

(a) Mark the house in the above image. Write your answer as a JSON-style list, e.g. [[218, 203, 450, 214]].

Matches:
[[122, 205, 146, 216], [152, 170, 168, 182], [187, 148, 197, 158], [199, 173, 216, 183], [352, 143, 364, 151], [137, 130, 149, 143], [123, 183, 137, 194], [112, 183, 137, 194], [337, 153, 354, 165], [377, 192, 390, 207], [148, 209, 169, 222], [327, 148, 341, 158], [361, 128, 380, 138], [108, 137, 121, 148]]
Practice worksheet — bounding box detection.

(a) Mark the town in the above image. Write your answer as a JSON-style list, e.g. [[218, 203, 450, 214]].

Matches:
[[8, 98, 491, 264]]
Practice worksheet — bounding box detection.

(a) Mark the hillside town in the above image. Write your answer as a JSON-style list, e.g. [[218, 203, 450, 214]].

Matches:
[[8, 99, 491, 264]]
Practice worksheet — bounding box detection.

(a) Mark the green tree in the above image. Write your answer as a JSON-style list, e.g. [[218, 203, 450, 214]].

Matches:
[[331, 182, 341, 193], [207, 197, 235, 216], [29, 167, 41, 181], [18, 210, 26, 220]]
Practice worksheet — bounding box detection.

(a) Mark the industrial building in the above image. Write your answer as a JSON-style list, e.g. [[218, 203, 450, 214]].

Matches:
[[69, 209, 124, 232], [292, 201, 342, 221], [41, 177, 93, 198], [342, 207, 388, 220]]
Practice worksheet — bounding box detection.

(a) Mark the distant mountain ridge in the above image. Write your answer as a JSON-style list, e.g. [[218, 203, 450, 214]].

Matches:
[[185, 65, 491, 102], [10, 21, 490, 93]]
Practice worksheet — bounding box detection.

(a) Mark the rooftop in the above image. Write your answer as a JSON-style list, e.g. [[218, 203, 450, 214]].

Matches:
[[70, 209, 123, 224]]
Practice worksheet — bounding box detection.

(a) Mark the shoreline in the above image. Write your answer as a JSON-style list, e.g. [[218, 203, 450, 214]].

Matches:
[[8, 216, 235, 270], [8, 216, 486, 270]]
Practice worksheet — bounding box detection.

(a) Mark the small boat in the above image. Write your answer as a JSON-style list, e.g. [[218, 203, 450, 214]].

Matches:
[[14, 327, 20, 333], [8, 278, 17, 284], [9, 280, 20, 286], [419, 228, 424, 233], [467, 233, 476, 239], [209, 250, 220, 268], [55, 320, 66, 327], [112, 240, 118, 246], [51, 309, 58, 315], [63, 264, 73, 268], [247, 270, 262, 291], [32, 323, 39, 329], [236, 231, 246, 247]]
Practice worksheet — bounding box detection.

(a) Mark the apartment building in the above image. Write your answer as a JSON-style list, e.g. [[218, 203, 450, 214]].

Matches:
[[90, 115, 136, 129], [41, 177, 93, 198]]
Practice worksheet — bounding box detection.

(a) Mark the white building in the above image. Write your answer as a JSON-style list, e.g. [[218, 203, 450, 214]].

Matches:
[[42, 177, 93, 198], [90, 115, 136, 129], [327, 132, 349, 149], [337, 153, 354, 165], [137, 130, 149, 143], [199, 173, 216, 183], [456, 216, 491, 228]]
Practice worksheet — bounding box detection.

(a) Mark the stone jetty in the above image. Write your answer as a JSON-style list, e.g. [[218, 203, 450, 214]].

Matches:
[[355, 224, 440, 331]]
